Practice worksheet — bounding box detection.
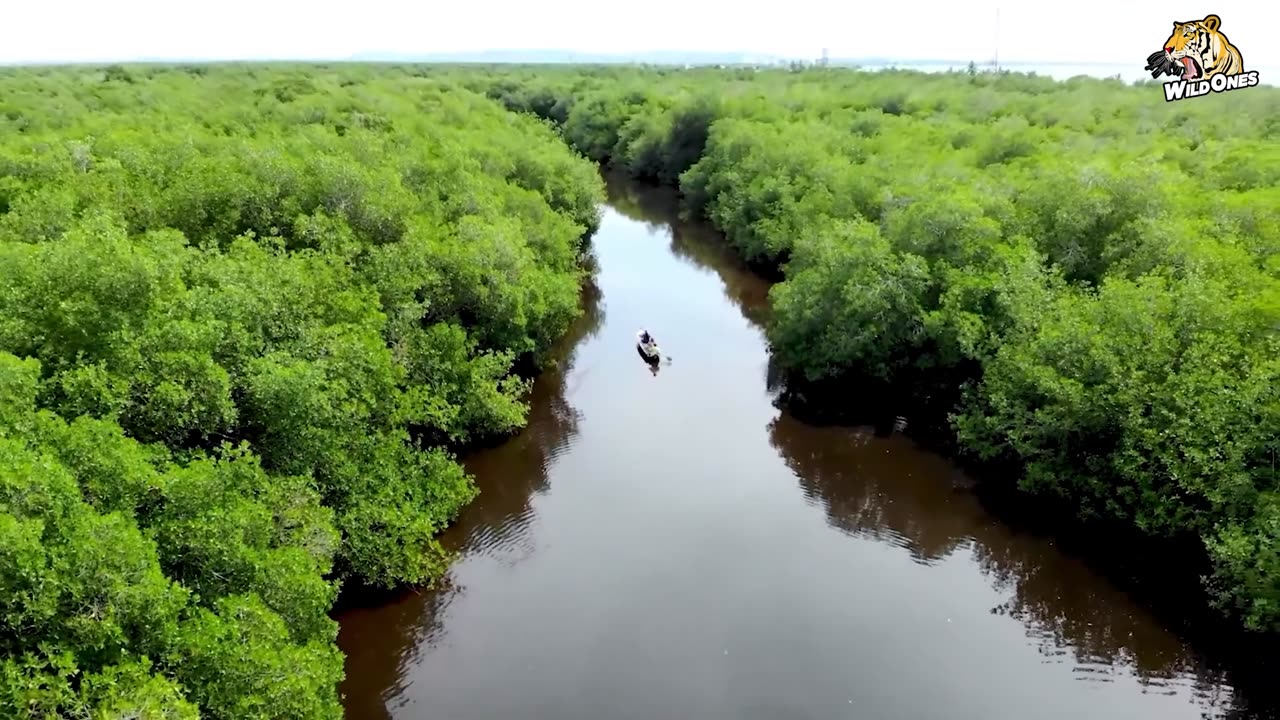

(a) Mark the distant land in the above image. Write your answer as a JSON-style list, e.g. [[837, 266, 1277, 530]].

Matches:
[[347, 49, 795, 65], [4, 49, 1274, 86], [343, 50, 1277, 85], [345, 49, 1126, 68], [0, 48, 1143, 70], [345, 51, 1156, 84]]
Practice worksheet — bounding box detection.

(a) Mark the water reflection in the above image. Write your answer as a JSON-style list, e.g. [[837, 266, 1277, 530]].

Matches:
[[336, 174, 1271, 720], [628, 174, 1259, 719], [669, 222, 772, 327], [454, 274, 605, 560], [336, 277, 605, 720], [770, 415, 973, 565], [766, 415, 1244, 704], [337, 580, 464, 720], [604, 173, 769, 327], [601, 174, 679, 235]]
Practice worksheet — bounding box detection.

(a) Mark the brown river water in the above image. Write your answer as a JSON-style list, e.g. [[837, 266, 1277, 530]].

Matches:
[[335, 173, 1272, 720]]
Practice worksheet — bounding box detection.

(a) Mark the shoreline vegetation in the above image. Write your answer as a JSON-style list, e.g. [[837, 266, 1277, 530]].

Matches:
[[0, 61, 1276, 717], [468, 64, 1280, 636], [0, 63, 605, 718]]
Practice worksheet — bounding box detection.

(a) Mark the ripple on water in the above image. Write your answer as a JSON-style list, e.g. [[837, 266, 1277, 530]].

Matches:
[[336, 176, 1270, 720], [465, 507, 541, 566], [533, 426, 576, 474]]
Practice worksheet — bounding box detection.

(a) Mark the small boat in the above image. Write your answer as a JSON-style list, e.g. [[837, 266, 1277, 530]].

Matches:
[[636, 331, 661, 363]]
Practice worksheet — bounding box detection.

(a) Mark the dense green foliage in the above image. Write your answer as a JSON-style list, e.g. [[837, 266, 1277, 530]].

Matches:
[[476, 65, 1280, 632], [1, 58, 1276, 715], [0, 64, 604, 717]]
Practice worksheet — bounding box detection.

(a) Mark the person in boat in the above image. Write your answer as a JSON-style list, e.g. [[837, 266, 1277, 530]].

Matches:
[[639, 329, 654, 346]]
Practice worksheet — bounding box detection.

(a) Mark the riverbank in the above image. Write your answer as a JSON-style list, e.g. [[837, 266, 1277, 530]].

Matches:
[[1, 60, 1273, 719], [470, 65, 1280, 635], [337, 172, 1276, 720], [612, 173, 1280, 712], [0, 63, 607, 719]]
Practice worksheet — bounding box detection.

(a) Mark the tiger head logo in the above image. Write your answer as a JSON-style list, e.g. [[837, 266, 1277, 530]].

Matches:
[[1144, 14, 1245, 81]]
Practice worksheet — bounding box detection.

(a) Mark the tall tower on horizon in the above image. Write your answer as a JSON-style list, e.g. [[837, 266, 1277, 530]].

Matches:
[[820, 47, 829, 67], [994, 8, 1001, 69]]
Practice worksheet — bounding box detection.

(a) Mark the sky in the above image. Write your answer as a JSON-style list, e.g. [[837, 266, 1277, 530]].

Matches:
[[2, 0, 1277, 68]]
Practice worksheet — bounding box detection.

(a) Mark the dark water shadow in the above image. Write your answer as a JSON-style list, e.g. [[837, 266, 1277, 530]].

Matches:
[[335, 277, 606, 720], [614, 172, 1278, 720], [604, 173, 771, 329], [767, 414, 1272, 718], [451, 273, 605, 557], [336, 172, 1278, 720]]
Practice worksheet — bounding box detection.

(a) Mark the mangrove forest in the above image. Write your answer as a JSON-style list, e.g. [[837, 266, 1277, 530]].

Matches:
[[0, 61, 1277, 718]]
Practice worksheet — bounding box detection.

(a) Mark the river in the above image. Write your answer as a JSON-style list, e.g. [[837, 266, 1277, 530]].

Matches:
[[335, 173, 1268, 720]]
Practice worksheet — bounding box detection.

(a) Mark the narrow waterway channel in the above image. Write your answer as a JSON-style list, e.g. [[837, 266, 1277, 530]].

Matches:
[[336, 173, 1263, 720]]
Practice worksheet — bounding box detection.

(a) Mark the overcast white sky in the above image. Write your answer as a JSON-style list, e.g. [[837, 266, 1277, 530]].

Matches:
[[1, 0, 1276, 67]]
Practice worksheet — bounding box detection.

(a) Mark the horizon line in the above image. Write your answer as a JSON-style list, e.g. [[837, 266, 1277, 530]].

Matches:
[[0, 52, 1141, 68]]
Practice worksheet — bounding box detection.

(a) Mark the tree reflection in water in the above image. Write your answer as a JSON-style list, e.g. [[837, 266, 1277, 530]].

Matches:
[[454, 273, 605, 562], [766, 411, 1261, 718], [606, 169, 1271, 719], [605, 169, 772, 329], [336, 272, 605, 720], [339, 174, 1276, 720]]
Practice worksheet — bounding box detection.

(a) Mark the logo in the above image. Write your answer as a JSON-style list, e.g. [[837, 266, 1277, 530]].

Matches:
[[1143, 14, 1260, 102]]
